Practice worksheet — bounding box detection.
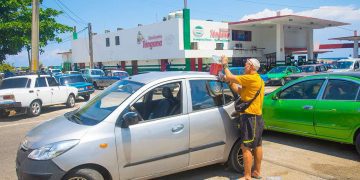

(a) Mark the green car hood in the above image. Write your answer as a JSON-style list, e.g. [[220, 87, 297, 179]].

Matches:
[[267, 73, 287, 79]]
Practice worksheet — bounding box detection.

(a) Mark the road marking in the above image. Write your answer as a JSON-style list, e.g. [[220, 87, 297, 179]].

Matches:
[[0, 120, 44, 129]]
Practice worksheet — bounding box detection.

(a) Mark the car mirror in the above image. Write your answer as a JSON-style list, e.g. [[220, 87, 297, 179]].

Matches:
[[272, 93, 279, 100], [121, 112, 140, 128]]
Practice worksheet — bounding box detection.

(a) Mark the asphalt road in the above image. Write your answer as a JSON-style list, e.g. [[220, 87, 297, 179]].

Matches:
[[1, 88, 359, 180]]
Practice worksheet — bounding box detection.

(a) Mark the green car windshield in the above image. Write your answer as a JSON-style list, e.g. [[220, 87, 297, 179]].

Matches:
[[269, 67, 287, 73], [67, 80, 144, 126]]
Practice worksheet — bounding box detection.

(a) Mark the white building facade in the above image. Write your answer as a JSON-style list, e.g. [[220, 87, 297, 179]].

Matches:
[[71, 13, 347, 74]]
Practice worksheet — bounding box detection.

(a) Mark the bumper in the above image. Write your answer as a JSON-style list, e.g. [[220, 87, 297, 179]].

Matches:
[[16, 148, 66, 180], [0, 102, 21, 109], [77, 89, 95, 96]]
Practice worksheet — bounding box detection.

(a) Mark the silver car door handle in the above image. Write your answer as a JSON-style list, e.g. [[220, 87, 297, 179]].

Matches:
[[303, 105, 313, 110], [171, 124, 184, 133]]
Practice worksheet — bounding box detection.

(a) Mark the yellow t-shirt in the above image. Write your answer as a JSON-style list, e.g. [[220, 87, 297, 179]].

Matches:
[[236, 73, 265, 115]]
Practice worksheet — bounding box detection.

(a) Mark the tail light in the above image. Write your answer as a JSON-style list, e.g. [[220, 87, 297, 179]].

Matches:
[[3, 95, 15, 100], [86, 86, 93, 89]]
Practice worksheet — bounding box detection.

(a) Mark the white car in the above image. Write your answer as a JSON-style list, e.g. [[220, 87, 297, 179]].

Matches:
[[330, 58, 360, 72], [0, 75, 78, 117]]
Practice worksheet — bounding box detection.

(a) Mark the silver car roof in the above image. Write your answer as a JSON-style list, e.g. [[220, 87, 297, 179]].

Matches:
[[128, 71, 215, 84]]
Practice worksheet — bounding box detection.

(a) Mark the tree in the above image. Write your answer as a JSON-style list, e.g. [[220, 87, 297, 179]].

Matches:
[[0, 0, 72, 65]]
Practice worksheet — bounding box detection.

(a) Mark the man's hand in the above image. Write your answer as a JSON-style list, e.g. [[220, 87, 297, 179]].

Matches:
[[221, 55, 228, 65]]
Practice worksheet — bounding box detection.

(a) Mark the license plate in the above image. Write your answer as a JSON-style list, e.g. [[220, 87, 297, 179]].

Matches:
[[78, 88, 84, 91]]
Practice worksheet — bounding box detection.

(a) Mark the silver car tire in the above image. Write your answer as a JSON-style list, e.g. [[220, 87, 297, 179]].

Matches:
[[28, 100, 42, 117], [66, 94, 76, 108], [65, 168, 104, 180], [229, 140, 244, 173]]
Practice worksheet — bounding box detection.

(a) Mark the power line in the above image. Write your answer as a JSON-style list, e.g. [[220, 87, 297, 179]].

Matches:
[[55, 0, 87, 24], [53, 0, 85, 25], [47, 27, 88, 45]]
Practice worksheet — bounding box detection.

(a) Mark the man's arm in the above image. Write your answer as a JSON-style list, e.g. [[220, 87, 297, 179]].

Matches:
[[221, 56, 239, 84], [229, 82, 242, 94]]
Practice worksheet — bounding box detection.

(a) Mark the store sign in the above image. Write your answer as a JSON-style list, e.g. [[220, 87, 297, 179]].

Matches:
[[137, 31, 163, 49], [192, 26, 230, 42], [210, 28, 229, 39], [193, 26, 204, 37]]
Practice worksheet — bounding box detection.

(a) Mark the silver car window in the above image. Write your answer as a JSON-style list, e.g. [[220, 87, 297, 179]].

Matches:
[[67, 80, 144, 126], [190, 80, 232, 111], [131, 82, 182, 121]]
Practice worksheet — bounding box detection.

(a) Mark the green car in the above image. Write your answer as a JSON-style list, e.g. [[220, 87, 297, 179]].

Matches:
[[263, 72, 360, 154], [267, 66, 301, 86]]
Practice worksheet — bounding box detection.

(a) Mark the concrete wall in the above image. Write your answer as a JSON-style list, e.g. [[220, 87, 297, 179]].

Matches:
[[72, 19, 184, 63]]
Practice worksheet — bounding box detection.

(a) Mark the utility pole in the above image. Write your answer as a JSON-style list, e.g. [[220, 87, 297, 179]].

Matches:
[[88, 23, 94, 68], [31, 0, 40, 72]]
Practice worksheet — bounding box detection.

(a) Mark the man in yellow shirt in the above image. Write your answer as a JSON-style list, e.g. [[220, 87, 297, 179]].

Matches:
[[221, 56, 265, 180]]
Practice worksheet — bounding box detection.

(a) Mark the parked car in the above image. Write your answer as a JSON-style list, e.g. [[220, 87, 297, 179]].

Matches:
[[330, 58, 360, 72], [285, 64, 327, 83], [16, 72, 245, 180], [263, 72, 360, 154], [55, 74, 94, 101], [0, 75, 78, 117], [228, 67, 269, 83], [92, 70, 129, 89], [65, 71, 81, 75], [266, 66, 301, 86], [82, 69, 105, 88], [48, 68, 62, 75]]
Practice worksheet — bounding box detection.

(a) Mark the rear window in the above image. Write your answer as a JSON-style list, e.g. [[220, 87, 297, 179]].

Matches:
[[60, 76, 86, 85], [0, 78, 29, 89]]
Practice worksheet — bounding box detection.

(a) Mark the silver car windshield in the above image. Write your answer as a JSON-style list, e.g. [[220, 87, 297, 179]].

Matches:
[[67, 80, 144, 125]]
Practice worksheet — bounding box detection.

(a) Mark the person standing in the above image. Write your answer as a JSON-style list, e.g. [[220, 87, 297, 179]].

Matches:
[[221, 56, 265, 180]]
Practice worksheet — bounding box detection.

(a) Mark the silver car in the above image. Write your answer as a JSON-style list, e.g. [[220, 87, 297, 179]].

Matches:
[[16, 72, 243, 180]]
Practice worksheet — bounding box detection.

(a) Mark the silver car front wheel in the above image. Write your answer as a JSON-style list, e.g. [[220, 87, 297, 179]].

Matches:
[[65, 169, 104, 180]]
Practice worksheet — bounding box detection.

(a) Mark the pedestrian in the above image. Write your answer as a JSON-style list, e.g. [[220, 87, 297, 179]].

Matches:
[[221, 56, 265, 180]]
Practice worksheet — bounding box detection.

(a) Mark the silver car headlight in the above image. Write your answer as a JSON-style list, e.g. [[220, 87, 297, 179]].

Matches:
[[28, 140, 79, 160]]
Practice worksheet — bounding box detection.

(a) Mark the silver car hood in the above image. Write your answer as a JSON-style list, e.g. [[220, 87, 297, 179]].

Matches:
[[25, 115, 91, 149]]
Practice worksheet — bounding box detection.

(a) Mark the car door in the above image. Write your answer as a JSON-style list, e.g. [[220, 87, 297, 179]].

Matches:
[[115, 80, 189, 179], [266, 79, 325, 134], [46, 77, 67, 104], [354, 61, 360, 71], [187, 79, 233, 166], [314, 79, 360, 141], [34, 77, 52, 106]]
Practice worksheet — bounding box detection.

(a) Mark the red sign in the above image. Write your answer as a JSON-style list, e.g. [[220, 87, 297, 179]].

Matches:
[[210, 29, 229, 39]]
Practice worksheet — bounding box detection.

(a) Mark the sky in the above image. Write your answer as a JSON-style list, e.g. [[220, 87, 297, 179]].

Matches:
[[5, 0, 360, 67]]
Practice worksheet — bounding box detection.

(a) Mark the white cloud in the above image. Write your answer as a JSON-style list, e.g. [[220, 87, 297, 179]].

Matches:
[[240, 8, 294, 21], [297, 6, 360, 21], [240, 6, 360, 22]]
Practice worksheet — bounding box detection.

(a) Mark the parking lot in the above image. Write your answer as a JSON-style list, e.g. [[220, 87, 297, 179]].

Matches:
[[0, 88, 359, 180]]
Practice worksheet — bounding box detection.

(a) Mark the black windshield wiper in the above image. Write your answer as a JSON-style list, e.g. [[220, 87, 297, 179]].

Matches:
[[71, 114, 83, 124]]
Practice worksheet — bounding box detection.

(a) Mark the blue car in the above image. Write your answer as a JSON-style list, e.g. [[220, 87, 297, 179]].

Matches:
[[227, 67, 269, 83], [55, 74, 95, 101]]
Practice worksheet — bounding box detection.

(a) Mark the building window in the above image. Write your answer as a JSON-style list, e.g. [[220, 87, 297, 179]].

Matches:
[[232, 30, 251, 41], [106, 38, 110, 47], [191, 42, 198, 50], [216, 43, 224, 50], [115, 36, 120, 45]]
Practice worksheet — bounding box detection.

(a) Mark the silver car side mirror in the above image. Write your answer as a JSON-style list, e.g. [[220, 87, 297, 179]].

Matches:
[[121, 112, 140, 128]]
